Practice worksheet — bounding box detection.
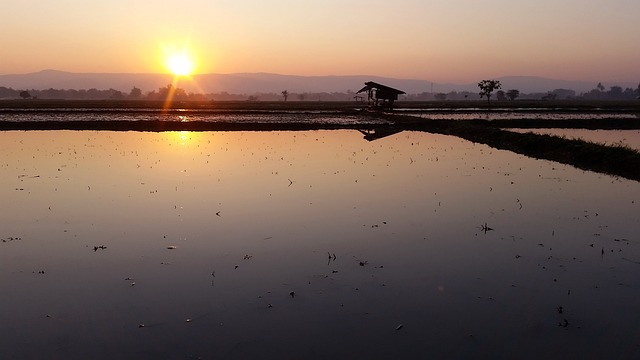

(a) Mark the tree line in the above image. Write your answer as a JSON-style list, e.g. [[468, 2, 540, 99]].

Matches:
[[1, 81, 639, 102]]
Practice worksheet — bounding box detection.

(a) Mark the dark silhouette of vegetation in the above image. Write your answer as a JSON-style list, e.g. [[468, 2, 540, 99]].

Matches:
[[542, 92, 557, 101], [281, 90, 289, 102], [434, 93, 447, 101], [582, 83, 638, 100], [506, 89, 520, 101], [128, 87, 142, 100], [478, 80, 501, 107], [1, 79, 638, 102], [19, 91, 31, 99]]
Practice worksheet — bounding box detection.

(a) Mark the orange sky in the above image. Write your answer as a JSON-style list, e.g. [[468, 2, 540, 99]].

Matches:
[[1, 0, 639, 83]]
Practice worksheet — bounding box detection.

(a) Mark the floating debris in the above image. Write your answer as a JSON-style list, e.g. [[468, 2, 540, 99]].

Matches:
[[289, 291, 295, 298], [396, 324, 404, 331], [167, 245, 177, 250], [559, 319, 569, 328], [93, 245, 107, 252], [480, 223, 494, 233]]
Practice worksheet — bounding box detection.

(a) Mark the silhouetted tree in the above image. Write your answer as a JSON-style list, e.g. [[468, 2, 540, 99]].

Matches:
[[596, 82, 605, 91], [128, 86, 142, 99], [297, 93, 306, 101], [19, 90, 31, 99], [506, 89, 520, 101], [496, 90, 506, 101], [281, 90, 289, 102], [434, 93, 447, 101], [609, 86, 623, 96], [478, 80, 501, 107], [109, 89, 124, 99]]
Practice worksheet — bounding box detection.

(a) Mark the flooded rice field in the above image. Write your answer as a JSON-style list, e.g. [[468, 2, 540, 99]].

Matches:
[[508, 128, 640, 151], [0, 109, 383, 125], [398, 109, 639, 121], [1, 130, 639, 359]]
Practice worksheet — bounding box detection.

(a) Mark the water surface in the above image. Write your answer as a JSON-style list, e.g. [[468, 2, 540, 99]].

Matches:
[[508, 128, 640, 150], [1, 130, 639, 359]]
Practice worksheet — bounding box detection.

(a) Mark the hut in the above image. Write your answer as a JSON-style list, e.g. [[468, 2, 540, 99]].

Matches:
[[356, 81, 406, 109]]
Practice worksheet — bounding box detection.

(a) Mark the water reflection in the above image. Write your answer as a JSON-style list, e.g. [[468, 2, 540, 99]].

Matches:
[[0, 130, 638, 359], [508, 128, 640, 150]]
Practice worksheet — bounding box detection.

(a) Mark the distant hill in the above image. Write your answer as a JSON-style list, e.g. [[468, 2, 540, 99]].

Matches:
[[0, 70, 635, 95]]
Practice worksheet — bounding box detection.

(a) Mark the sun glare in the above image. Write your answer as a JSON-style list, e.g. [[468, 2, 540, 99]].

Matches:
[[166, 52, 194, 76]]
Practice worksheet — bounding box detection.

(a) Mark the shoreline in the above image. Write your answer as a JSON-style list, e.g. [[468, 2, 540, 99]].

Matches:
[[1, 101, 639, 182]]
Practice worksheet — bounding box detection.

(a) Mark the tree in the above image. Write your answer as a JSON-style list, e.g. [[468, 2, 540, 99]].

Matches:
[[109, 89, 124, 100], [609, 86, 623, 97], [496, 90, 506, 101], [19, 90, 31, 99], [542, 92, 557, 101], [434, 93, 447, 101], [596, 82, 605, 91], [506, 89, 520, 101], [281, 90, 289, 102], [128, 86, 142, 99], [478, 80, 501, 107]]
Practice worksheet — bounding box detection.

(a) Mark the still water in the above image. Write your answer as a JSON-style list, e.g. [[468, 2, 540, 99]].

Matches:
[[1, 130, 639, 359], [508, 128, 640, 151]]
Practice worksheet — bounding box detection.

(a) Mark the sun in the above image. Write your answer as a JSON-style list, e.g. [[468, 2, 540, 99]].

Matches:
[[166, 52, 194, 76]]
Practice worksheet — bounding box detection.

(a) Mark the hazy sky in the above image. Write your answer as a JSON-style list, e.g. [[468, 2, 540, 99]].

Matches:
[[2, 0, 639, 83]]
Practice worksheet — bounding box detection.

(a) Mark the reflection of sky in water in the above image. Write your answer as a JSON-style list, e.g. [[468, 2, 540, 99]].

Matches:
[[1, 130, 639, 359], [509, 128, 640, 151]]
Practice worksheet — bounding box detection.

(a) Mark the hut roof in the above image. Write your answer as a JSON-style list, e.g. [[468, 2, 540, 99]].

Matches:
[[356, 81, 406, 95]]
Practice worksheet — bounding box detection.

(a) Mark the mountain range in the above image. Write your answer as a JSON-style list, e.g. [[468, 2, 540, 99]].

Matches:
[[0, 70, 635, 95]]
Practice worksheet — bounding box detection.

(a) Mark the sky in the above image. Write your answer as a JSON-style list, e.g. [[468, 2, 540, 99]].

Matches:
[[1, 0, 639, 83]]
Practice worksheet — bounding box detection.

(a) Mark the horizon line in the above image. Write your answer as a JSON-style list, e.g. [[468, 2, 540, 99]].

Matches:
[[2, 69, 636, 86]]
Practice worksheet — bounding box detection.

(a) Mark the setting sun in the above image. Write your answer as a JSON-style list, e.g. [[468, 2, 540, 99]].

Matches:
[[166, 52, 194, 76]]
